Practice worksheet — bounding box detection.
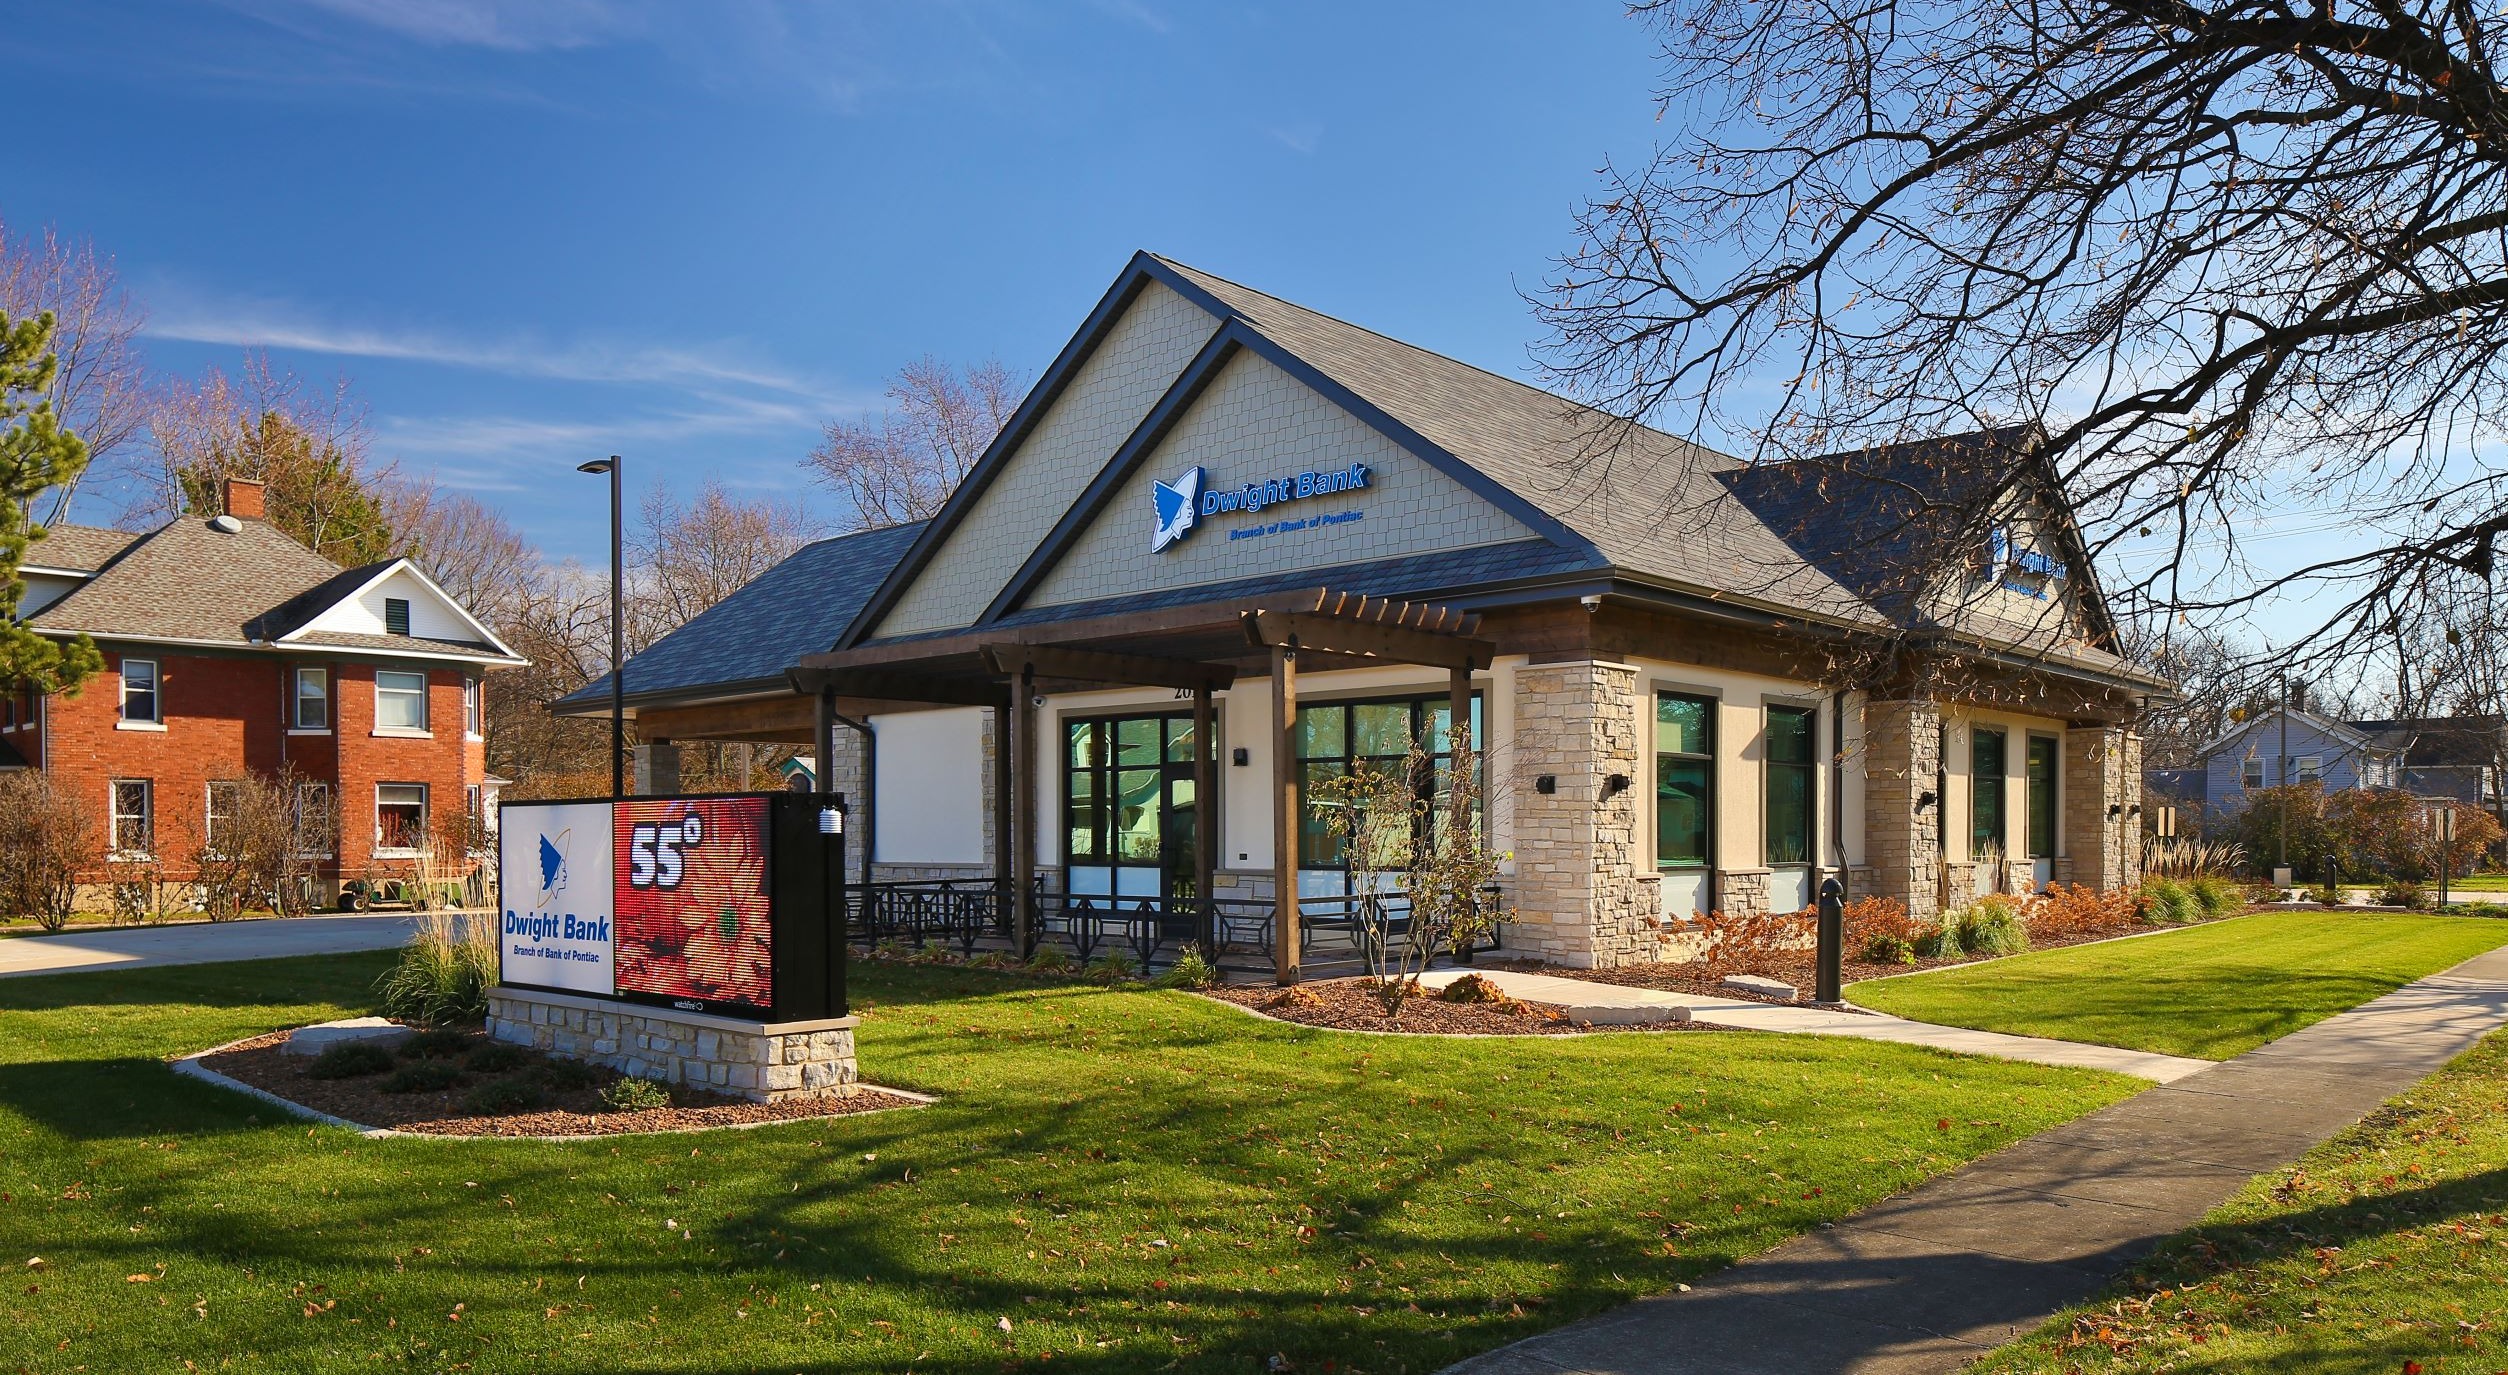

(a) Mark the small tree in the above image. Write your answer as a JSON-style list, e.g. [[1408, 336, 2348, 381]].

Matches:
[[1307, 729, 1502, 1018], [186, 767, 331, 921], [0, 772, 99, 930], [1, 308, 103, 697]]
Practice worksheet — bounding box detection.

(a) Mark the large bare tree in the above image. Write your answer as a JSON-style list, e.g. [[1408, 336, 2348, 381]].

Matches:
[[136, 355, 397, 565], [0, 219, 146, 526], [630, 478, 810, 644], [1542, 0, 2508, 673], [801, 356, 1022, 530]]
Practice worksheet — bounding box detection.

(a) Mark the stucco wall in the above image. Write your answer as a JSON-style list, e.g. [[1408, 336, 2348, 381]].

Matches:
[[873, 282, 1218, 638]]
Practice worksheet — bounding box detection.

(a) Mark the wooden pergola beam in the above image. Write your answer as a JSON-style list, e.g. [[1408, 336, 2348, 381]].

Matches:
[[785, 666, 1007, 709], [1243, 609, 1496, 673], [979, 643, 1236, 694]]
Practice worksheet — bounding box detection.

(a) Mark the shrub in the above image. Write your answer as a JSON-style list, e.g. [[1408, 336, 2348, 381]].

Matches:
[[374, 912, 498, 1026], [1911, 921, 1964, 959], [2030, 883, 2137, 940], [1084, 950, 1140, 983], [1436, 973, 1502, 1003], [0, 773, 99, 931], [1691, 907, 1814, 979], [1024, 945, 1075, 973], [2315, 876, 2342, 906], [464, 1042, 531, 1074], [1859, 932, 1917, 964], [1954, 896, 2031, 956], [2231, 784, 2337, 881], [1151, 947, 1218, 989], [460, 1077, 545, 1115], [600, 1077, 671, 1112], [400, 1027, 473, 1059], [533, 1058, 603, 1092], [2188, 875, 2245, 916], [2379, 878, 2433, 910], [1843, 896, 1916, 964], [379, 1060, 463, 1094], [305, 1042, 394, 1080]]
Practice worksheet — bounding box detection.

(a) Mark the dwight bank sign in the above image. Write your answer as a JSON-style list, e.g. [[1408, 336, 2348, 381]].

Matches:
[[1151, 461, 1374, 553]]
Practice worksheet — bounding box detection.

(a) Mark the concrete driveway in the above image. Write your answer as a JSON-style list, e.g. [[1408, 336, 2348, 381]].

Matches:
[[0, 914, 423, 979]]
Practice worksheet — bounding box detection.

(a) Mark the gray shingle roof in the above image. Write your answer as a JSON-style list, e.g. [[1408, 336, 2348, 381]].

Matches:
[[555, 521, 927, 711], [22, 524, 142, 573], [27, 517, 349, 644]]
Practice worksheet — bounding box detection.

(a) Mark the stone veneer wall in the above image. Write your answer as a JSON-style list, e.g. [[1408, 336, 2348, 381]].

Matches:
[[1862, 698, 1947, 919], [2063, 726, 2142, 891], [1506, 661, 1650, 968], [486, 987, 859, 1104]]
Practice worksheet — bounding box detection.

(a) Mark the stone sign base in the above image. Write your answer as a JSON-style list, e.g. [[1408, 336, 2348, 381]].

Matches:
[[486, 987, 859, 1104]]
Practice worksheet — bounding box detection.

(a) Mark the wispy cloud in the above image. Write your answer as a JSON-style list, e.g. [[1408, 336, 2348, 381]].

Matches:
[[224, 0, 635, 52], [145, 291, 862, 410]]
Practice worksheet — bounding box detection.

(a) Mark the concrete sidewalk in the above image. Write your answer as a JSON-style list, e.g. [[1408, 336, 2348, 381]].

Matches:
[[1445, 943, 2508, 1375], [0, 915, 421, 979], [1417, 968, 2212, 1083]]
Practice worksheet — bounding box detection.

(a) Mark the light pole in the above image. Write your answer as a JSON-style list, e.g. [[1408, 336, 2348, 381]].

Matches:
[[577, 456, 624, 799]]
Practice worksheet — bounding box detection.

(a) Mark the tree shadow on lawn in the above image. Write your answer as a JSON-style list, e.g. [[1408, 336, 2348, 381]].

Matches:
[[0, 950, 394, 1020]]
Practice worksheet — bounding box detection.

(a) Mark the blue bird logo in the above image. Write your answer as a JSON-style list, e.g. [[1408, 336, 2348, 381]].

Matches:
[[1151, 466, 1204, 552]]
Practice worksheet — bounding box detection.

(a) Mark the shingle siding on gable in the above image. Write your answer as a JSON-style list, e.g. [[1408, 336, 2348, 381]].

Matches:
[[1023, 348, 1536, 611], [873, 281, 1218, 638]]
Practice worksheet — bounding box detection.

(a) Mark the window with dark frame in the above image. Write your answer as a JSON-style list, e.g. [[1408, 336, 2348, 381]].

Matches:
[[293, 666, 328, 730], [1971, 727, 2009, 857], [120, 658, 159, 723], [1655, 692, 1714, 871], [2026, 735, 2059, 858], [110, 779, 153, 855], [1293, 693, 1482, 885], [384, 597, 411, 636], [1765, 704, 1816, 868], [205, 780, 242, 851]]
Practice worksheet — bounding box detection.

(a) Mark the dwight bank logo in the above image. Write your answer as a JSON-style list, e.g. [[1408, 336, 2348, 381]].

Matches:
[[531, 830, 572, 911], [1151, 466, 1204, 553], [1150, 460, 1373, 553]]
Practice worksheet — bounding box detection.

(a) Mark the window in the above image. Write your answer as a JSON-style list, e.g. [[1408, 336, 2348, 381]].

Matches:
[[2242, 756, 2265, 789], [1764, 705, 1816, 868], [1971, 727, 2008, 858], [110, 779, 153, 855], [120, 658, 159, 723], [2295, 755, 2322, 785], [205, 780, 241, 851], [1064, 714, 1194, 886], [2026, 735, 2059, 858], [463, 677, 483, 737], [293, 782, 335, 857], [384, 597, 412, 636], [1655, 693, 1715, 869], [376, 783, 428, 853], [374, 670, 428, 731], [1294, 693, 1482, 878], [292, 666, 328, 730]]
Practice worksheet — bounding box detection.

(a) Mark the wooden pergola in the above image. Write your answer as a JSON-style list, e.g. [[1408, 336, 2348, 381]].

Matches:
[[786, 589, 1494, 983]]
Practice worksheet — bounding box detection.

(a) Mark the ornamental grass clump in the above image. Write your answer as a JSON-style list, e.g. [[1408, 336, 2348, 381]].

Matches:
[[2139, 878, 2200, 924], [1150, 947, 1218, 989], [1084, 950, 1139, 984], [2189, 875, 2246, 916], [600, 1077, 671, 1112], [1955, 896, 2031, 956], [374, 912, 498, 1026], [1023, 945, 1075, 973]]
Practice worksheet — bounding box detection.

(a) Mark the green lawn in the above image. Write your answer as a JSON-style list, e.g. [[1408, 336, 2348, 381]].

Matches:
[[1975, 1026, 2508, 1374], [1851, 911, 2508, 1060], [0, 954, 2139, 1374]]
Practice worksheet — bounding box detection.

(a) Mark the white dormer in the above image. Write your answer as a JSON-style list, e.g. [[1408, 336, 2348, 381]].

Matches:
[[280, 560, 522, 661]]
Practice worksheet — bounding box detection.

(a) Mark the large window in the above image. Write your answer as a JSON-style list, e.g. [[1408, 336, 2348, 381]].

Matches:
[[375, 670, 428, 731], [1765, 705, 1816, 868], [110, 779, 153, 855], [376, 783, 428, 853], [2295, 755, 2322, 785], [120, 658, 159, 723], [1655, 693, 1714, 869], [1294, 693, 1481, 882], [2241, 756, 2265, 790], [2026, 735, 2059, 857], [293, 666, 328, 730], [293, 782, 336, 857], [1971, 727, 2008, 858]]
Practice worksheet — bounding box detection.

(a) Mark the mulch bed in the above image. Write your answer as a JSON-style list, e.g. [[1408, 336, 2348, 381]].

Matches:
[[199, 1027, 923, 1138], [1200, 976, 1711, 1035], [1491, 906, 2267, 1002]]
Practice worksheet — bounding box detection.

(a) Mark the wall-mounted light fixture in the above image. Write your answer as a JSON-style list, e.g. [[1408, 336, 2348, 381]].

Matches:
[[1916, 789, 1938, 812], [1535, 775, 1558, 795], [2107, 803, 2124, 819], [1604, 773, 1632, 796], [1231, 747, 1250, 767]]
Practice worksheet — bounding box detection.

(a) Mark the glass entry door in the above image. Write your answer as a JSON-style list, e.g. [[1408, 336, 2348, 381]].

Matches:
[[1065, 713, 1202, 902]]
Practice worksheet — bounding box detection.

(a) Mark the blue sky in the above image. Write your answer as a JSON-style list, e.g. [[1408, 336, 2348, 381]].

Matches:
[[5, 1, 1667, 565]]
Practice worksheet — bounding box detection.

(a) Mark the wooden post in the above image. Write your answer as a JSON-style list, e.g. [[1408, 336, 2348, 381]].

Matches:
[[1192, 682, 1218, 952], [1010, 667, 1038, 956], [991, 693, 1012, 901], [1272, 640, 1301, 985]]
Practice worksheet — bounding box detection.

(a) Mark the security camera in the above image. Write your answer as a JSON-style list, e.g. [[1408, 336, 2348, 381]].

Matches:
[[1579, 595, 1602, 613]]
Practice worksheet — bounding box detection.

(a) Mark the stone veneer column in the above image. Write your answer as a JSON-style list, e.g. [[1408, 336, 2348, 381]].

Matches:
[[2062, 726, 2142, 891], [1861, 698, 1945, 920], [1508, 661, 1648, 968]]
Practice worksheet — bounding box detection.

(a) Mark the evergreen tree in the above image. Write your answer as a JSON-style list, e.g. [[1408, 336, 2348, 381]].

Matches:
[[173, 409, 396, 567], [0, 310, 102, 695]]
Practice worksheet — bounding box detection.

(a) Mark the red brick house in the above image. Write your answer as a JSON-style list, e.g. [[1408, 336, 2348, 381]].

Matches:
[[3, 479, 525, 902]]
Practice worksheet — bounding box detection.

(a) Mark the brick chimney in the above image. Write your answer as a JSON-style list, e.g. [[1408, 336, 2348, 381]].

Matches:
[[222, 478, 266, 520]]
